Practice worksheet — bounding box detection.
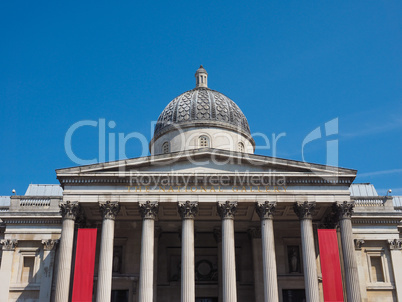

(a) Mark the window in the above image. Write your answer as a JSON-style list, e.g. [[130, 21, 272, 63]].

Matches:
[[21, 257, 35, 283], [370, 256, 384, 282], [365, 247, 390, 285], [162, 142, 169, 154], [199, 136, 210, 148], [238, 142, 244, 152]]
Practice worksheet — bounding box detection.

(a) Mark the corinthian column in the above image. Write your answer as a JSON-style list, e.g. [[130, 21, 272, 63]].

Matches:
[[138, 201, 158, 302], [256, 201, 279, 302], [55, 201, 80, 302], [217, 201, 238, 302], [178, 201, 198, 302], [335, 201, 361, 302], [293, 201, 319, 302], [96, 201, 120, 302], [0, 239, 18, 297]]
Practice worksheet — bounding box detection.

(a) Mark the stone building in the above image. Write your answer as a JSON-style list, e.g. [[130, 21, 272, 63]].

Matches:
[[0, 66, 401, 302]]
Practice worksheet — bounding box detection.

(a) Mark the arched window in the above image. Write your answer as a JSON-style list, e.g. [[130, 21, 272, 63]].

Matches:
[[162, 142, 169, 154], [199, 136, 210, 148], [238, 142, 245, 152]]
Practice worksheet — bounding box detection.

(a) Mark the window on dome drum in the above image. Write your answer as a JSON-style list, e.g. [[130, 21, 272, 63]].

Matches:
[[162, 142, 169, 154], [238, 142, 244, 152], [199, 136, 210, 148]]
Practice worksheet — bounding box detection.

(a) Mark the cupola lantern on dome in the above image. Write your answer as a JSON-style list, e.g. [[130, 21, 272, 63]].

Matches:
[[195, 65, 208, 88], [150, 66, 255, 155]]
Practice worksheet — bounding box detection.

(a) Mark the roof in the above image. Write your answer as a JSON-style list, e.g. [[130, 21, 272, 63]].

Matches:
[[25, 184, 63, 196], [350, 183, 378, 196], [393, 196, 402, 209], [0, 196, 10, 206]]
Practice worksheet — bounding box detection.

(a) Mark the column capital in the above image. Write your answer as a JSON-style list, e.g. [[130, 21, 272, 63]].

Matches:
[[256, 201, 276, 219], [293, 201, 316, 220], [213, 227, 222, 243], [335, 201, 354, 220], [59, 201, 80, 220], [139, 201, 158, 219], [178, 201, 198, 219], [0, 239, 18, 251], [217, 201, 237, 219], [99, 201, 120, 220], [389, 239, 402, 250], [247, 227, 261, 239], [354, 239, 365, 250], [42, 239, 59, 251]]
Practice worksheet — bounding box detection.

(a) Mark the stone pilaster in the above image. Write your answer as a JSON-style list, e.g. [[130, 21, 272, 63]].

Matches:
[[39, 239, 59, 302], [388, 238, 402, 301], [178, 201, 198, 302], [335, 201, 361, 302], [96, 201, 120, 302], [55, 201, 80, 302], [0, 239, 18, 298], [293, 201, 320, 302], [138, 201, 158, 302], [217, 201, 238, 302], [256, 202, 279, 302]]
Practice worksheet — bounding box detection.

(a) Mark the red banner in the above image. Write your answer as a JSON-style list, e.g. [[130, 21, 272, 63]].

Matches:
[[317, 229, 344, 302], [72, 228, 97, 302]]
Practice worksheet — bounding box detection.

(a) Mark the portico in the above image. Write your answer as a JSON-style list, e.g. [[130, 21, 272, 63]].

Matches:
[[53, 146, 361, 302]]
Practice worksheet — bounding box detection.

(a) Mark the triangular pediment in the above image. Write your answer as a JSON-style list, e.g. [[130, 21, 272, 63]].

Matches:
[[56, 149, 356, 183]]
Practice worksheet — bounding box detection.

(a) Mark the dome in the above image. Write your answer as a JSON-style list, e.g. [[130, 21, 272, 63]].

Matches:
[[153, 88, 252, 142], [150, 66, 255, 154]]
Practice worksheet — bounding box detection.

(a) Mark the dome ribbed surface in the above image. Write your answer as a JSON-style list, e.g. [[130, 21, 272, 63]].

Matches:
[[154, 88, 251, 138]]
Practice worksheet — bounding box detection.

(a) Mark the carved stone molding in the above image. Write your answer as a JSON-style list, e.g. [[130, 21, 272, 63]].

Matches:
[[139, 201, 159, 220], [293, 201, 316, 220], [248, 227, 262, 239], [217, 201, 237, 219], [335, 201, 354, 220], [0, 239, 18, 251], [213, 227, 222, 243], [99, 201, 120, 220], [59, 201, 80, 220], [42, 239, 59, 251], [256, 201, 276, 220], [388, 239, 402, 250], [178, 201, 199, 219], [319, 211, 339, 229], [354, 239, 365, 250]]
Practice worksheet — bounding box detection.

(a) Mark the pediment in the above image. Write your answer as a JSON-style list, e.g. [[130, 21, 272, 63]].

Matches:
[[56, 149, 356, 186]]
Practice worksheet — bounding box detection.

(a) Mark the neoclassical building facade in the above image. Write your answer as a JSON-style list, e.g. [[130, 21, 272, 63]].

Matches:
[[0, 67, 401, 302]]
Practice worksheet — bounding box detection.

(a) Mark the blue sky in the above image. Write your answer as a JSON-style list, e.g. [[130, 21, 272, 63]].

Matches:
[[0, 1, 401, 196]]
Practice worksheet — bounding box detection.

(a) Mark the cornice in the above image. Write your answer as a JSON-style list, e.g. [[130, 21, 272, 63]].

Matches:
[[1, 218, 62, 225], [58, 174, 354, 187]]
